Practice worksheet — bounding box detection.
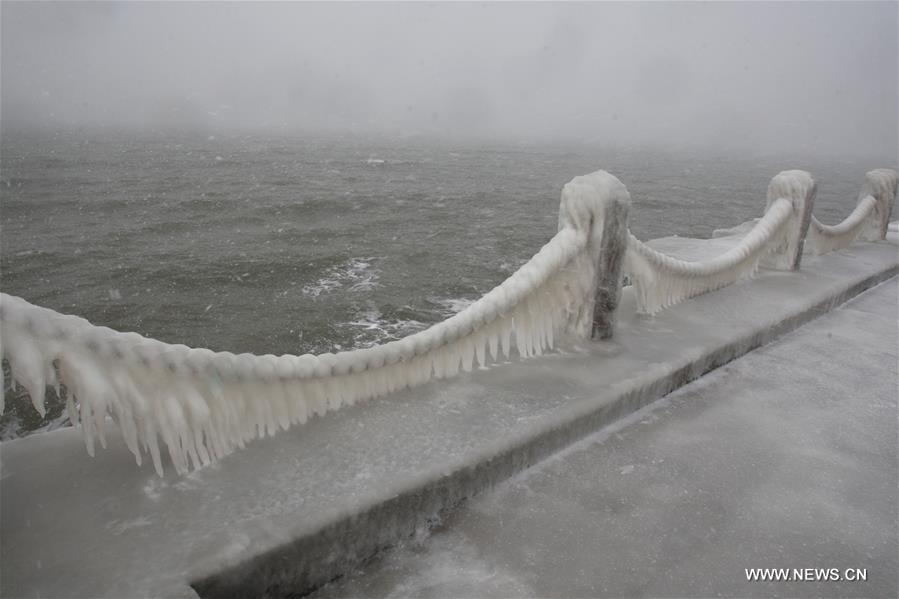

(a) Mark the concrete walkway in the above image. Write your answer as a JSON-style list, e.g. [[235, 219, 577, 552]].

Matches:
[[1, 238, 896, 599], [313, 278, 898, 599]]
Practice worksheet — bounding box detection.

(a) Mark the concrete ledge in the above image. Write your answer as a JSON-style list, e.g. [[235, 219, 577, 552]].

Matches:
[[2, 238, 897, 599], [312, 277, 898, 598]]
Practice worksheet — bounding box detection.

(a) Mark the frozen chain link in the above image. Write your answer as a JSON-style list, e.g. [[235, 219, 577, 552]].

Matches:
[[624, 198, 793, 314], [0, 222, 589, 475]]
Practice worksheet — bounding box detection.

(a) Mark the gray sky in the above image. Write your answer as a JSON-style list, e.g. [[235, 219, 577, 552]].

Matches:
[[2, 1, 897, 157]]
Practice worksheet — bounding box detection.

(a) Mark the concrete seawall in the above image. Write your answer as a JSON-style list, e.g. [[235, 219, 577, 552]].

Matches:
[[313, 275, 898, 598], [1, 236, 897, 598]]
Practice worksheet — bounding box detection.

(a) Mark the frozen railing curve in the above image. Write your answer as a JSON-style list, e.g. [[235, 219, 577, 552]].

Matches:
[[623, 170, 817, 314], [0, 171, 629, 475], [806, 169, 897, 255], [625, 198, 792, 314]]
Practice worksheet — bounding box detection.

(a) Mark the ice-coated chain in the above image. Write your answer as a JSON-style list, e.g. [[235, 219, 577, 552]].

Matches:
[[624, 197, 793, 314], [1, 188, 596, 475], [806, 169, 898, 255], [806, 195, 877, 254]]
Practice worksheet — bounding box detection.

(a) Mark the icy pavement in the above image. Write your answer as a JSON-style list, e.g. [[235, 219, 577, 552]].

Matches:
[[1, 238, 896, 598], [313, 278, 898, 599]]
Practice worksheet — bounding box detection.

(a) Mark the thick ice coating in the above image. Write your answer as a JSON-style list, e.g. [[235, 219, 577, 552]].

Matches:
[[0, 171, 633, 475], [621, 168, 897, 315], [806, 169, 898, 255], [624, 198, 793, 315]]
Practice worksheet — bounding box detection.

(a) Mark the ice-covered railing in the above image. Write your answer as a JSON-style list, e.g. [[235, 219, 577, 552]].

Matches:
[[806, 169, 898, 255], [623, 170, 817, 314], [3, 166, 895, 474], [0, 171, 630, 475]]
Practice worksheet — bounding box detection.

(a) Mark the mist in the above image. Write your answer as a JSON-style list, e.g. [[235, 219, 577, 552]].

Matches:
[[2, 1, 896, 159]]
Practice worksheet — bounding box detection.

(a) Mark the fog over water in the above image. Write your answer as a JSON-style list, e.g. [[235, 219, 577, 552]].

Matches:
[[2, 1, 897, 159]]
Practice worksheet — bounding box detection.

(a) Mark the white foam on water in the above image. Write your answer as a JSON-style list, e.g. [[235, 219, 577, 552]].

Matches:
[[302, 257, 381, 297], [343, 306, 428, 348], [434, 297, 475, 317]]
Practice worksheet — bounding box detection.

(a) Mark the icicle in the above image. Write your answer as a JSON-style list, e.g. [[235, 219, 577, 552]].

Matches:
[[525, 295, 541, 356], [487, 320, 500, 361], [4, 328, 49, 417], [499, 316, 513, 359], [160, 391, 189, 474], [214, 378, 240, 449], [540, 289, 552, 346], [391, 361, 409, 393], [59, 351, 119, 457], [143, 419, 164, 476], [413, 353, 431, 387], [545, 302, 556, 350], [444, 344, 460, 378], [307, 379, 328, 417], [64, 389, 78, 426], [288, 382, 307, 423], [273, 355, 301, 425], [221, 381, 249, 448], [530, 293, 545, 355], [371, 365, 388, 397], [430, 346, 444, 379], [324, 377, 342, 412], [94, 396, 109, 450], [256, 355, 289, 432], [80, 391, 96, 457], [344, 373, 361, 405], [353, 367, 368, 400], [460, 336, 475, 372], [270, 380, 291, 431], [177, 380, 212, 466], [513, 304, 529, 359], [373, 366, 386, 396], [473, 329, 487, 368], [384, 363, 401, 394]]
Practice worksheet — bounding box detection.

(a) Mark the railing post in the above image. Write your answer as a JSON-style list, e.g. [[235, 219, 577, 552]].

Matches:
[[761, 170, 816, 271], [858, 169, 898, 241], [558, 171, 630, 340]]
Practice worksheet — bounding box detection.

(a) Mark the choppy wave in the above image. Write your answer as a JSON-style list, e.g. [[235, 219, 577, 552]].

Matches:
[[302, 257, 381, 297], [434, 297, 475, 316], [336, 297, 479, 350], [340, 305, 428, 349]]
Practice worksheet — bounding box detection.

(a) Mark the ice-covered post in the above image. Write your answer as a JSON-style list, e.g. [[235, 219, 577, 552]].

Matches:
[[858, 169, 898, 241], [761, 170, 816, 271], [558, 170, 630, 340]]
